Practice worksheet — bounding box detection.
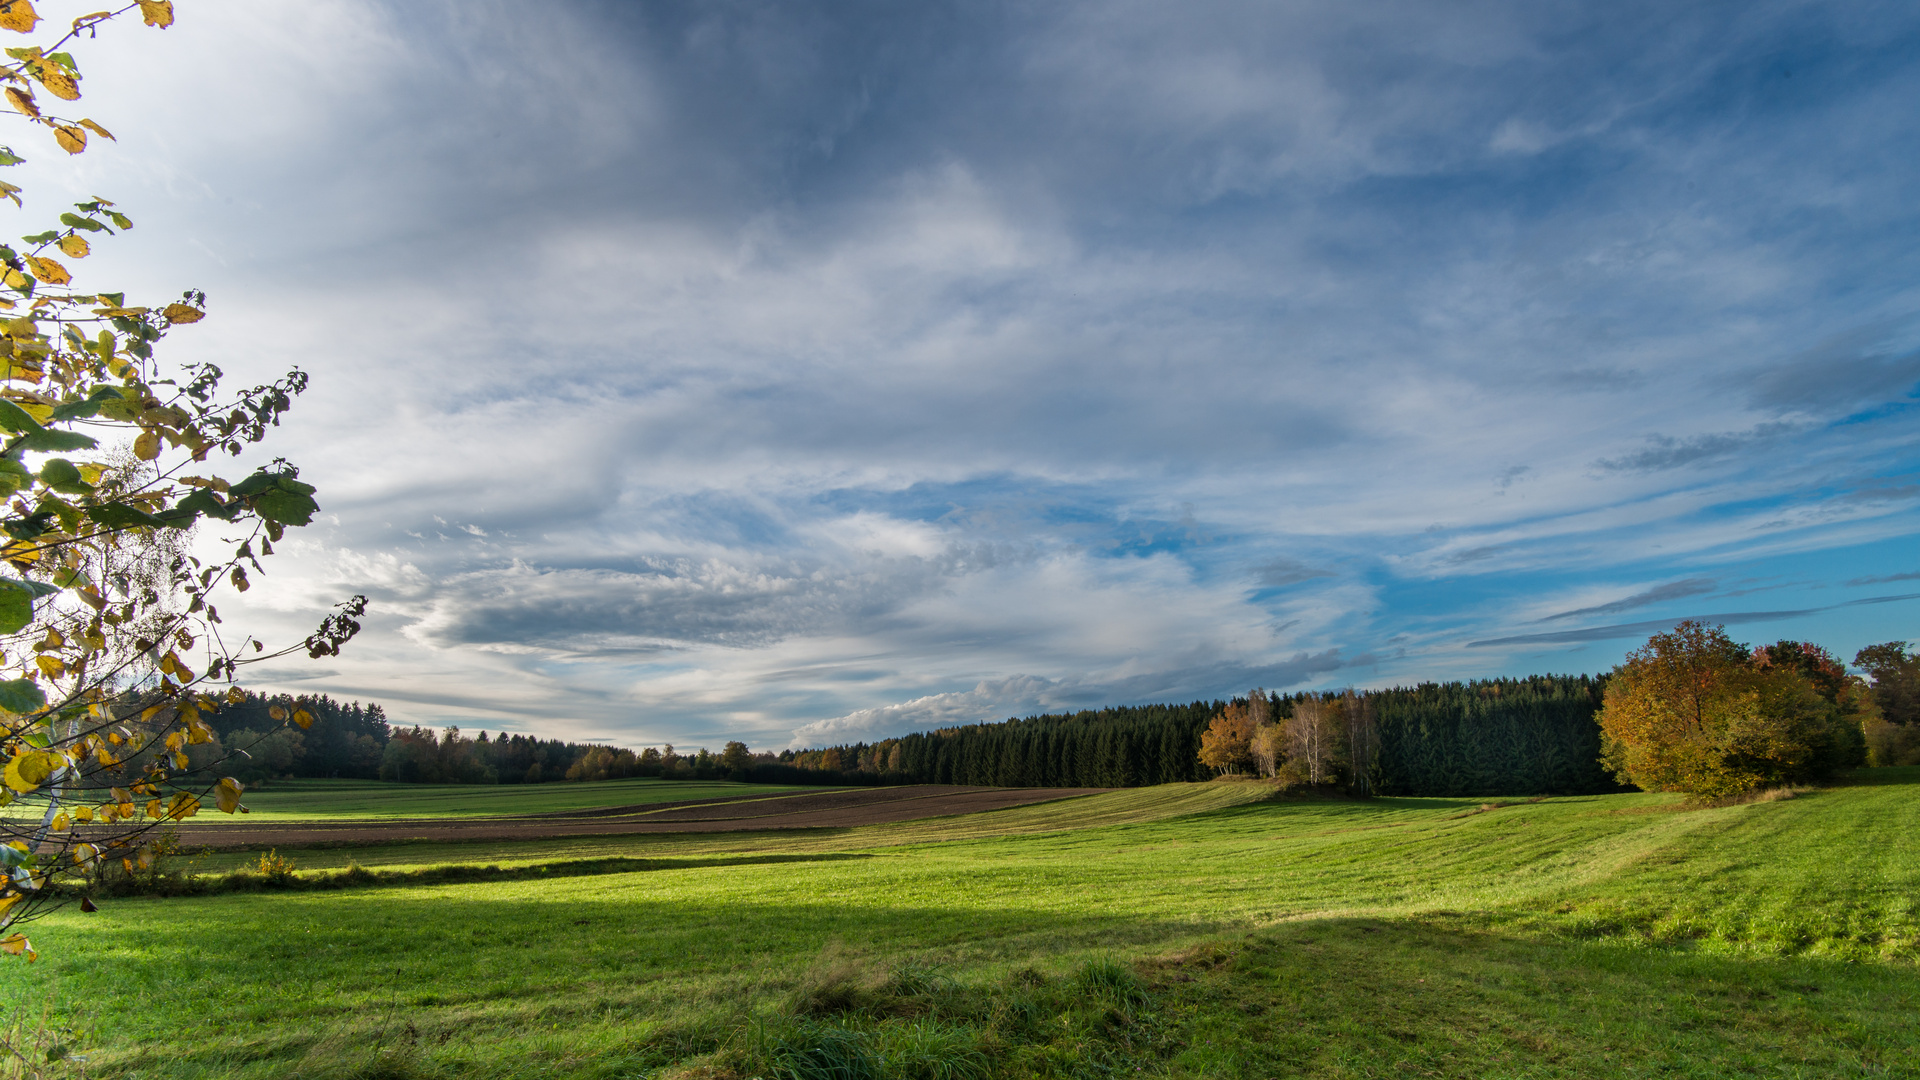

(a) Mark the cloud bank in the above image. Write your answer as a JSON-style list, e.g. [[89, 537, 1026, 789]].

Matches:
[[31, 0, 1920, 748]]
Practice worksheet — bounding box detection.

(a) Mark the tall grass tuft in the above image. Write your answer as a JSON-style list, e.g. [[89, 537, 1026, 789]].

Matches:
[[872, 1021, 989, 1080], [759, 1020, 882, 1080], [880, 959, 955, 1000], [0, 1000, 86, 1080], [1071, 957, 1152, 1011]]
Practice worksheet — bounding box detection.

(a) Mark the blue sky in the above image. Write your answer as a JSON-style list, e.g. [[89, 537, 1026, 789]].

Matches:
[[21, 0, 1920, 749]]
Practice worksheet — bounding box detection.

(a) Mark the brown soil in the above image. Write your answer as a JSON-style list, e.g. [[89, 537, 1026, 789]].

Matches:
[[161, 785, 1105, 850]]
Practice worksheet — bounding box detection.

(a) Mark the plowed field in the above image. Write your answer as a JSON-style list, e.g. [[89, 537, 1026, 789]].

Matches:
[[161, 784, 1103, 849]]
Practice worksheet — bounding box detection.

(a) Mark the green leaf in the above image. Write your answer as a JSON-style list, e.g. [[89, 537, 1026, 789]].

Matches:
[[0, 577, 52, 633], [84, 502, 166, 529], [58, 213, 103, 232], [164, 488, 232, 525], [37, 457, 87, 494], [0, 148, 20, 167], [2, 510, 52, 542], [48, 385, 118, 422], [18, 230, 55, 245], [227, 470, 278, 497], [0, 399, 37, 435], [253, 488, 318, 526], [0, 592, 30, 635], [16, 428, 96, 452]]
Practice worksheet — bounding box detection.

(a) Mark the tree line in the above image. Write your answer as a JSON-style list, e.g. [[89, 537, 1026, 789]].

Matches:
[[768, 681, 1619, 795], [195, 692, 740, 786], [771, 637, 1919, 797], [209, 636, 1919, 795]]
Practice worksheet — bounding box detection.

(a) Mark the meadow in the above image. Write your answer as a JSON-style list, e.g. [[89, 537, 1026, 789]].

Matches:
[[2, 771, 1916, 1079]]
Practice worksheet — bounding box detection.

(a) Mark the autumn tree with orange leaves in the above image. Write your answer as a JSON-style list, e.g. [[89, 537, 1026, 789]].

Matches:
[[1598, 621, 1866, 798]]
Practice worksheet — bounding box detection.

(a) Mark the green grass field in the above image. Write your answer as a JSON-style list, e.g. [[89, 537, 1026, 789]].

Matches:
[[3, 772, 1917, 1079]]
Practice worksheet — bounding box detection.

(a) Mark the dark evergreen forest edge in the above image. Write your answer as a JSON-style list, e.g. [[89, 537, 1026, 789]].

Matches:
[[224, 638, 1918, 798]]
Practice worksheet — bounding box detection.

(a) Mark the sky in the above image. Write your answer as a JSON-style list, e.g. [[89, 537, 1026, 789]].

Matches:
[[11, 0, 1919, 750]]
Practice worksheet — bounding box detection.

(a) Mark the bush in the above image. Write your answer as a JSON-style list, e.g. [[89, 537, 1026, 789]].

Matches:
[[1865, 713, 1920, 766]]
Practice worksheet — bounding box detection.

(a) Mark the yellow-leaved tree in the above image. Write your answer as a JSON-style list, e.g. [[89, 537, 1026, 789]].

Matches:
[[1598, 621, 1864, 798], [0, 0, 365, 960]]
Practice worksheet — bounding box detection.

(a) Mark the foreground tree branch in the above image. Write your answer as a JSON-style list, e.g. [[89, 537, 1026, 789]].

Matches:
[[0, 0, 364, 958]]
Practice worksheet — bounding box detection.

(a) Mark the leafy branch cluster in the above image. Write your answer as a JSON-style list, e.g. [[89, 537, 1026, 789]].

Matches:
[[0, 0, 364, 959]]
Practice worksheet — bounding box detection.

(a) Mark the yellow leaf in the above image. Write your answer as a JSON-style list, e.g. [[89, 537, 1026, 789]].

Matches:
[[0, 1, 39, 33], [171, 749, 187, 769], [55, 235, 86, 259], [268, 704, 287, 721], [34, 654, 63, 679], [293, 709, 313, 730], [144, 798, 161, 819], [48, 811, 65, 830], [2, 749, 58, 793], [185, 717, 215, 744], [24, 256, 67, 285], [77, 117, 112, 141], [53, 125, 84, 155], [136, 0, 172, 28], [31, 63, 77, 101], [133, 428, 160, 460], [215, 776, 243, 814], [3, 86, 35, 118], [0, 893, 20, 924], [71, 841, 95, 863], [161, 302, 203, 324], [166, 792, 198, 819], [0, 933, 28, 961], [71, 804, 90, 823]]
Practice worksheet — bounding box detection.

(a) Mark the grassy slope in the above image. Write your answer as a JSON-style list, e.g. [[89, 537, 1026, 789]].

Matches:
[[3, 773, 1917, 1079]]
